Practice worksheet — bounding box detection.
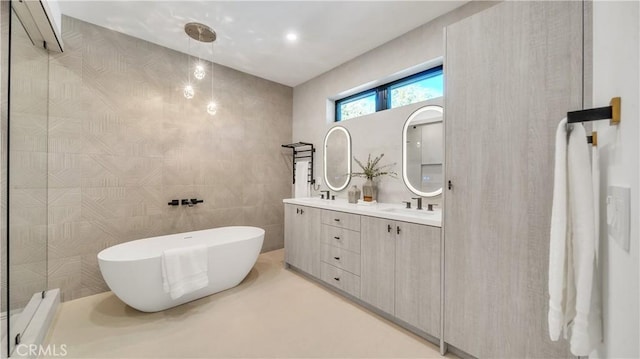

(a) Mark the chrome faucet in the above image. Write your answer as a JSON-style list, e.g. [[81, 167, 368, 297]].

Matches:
[[412, 197, 423, 210]]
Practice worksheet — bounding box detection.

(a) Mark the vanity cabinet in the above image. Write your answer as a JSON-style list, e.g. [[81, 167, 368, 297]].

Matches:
[[284, 204, 321, 277], [321, 210, 361, 231], [360, 216, 395, 313], [361, 216, 441, 336], [395, 221, 440, 336], [319, 210, 362, 298], [284, 201, 442, 340]]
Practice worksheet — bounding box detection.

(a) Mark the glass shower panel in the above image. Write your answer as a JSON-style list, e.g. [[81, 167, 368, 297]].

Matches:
[[7, 8, 49, 353]]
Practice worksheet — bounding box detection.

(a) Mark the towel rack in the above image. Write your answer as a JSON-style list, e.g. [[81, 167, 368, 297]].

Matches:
[[567, 97, 621, 146], [281, 142, 315, 185]]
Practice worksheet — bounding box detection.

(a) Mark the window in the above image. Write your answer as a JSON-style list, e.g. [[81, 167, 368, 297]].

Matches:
[[336, 90, 377, 121], [335, 66, 443, 122], [388, 68, 443, 108]]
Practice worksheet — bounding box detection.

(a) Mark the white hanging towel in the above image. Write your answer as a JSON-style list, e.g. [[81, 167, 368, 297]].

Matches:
[[548, 120, 599, 356], [161, 245, 209, 300], [567, 123, 597, 356], [548, 118, 569, 341], [294, 160, 310, 198], [589, 141, 603, 349]]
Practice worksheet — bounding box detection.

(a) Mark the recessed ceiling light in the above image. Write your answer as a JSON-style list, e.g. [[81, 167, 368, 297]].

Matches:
[[286, 32, 298, 42]]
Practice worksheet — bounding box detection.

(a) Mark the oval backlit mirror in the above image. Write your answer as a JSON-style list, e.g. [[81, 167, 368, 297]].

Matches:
[[323, 126, 351, 191], [402, 105, 443, 197]]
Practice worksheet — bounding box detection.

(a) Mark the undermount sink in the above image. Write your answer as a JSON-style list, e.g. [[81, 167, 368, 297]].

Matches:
[[381, 208, 436, 216]]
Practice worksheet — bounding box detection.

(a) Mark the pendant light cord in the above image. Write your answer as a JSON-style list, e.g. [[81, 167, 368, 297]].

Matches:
[[211, 41, 214, 102]]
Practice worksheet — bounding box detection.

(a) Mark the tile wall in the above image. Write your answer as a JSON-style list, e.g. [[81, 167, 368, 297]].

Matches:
[[47, 16, 293, 301]]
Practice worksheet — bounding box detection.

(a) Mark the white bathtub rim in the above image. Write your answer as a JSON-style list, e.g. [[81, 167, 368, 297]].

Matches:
[[98, 226, 265, 262]]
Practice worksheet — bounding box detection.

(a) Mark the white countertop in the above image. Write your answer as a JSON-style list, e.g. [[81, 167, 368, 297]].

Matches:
[[283, 197, 442, 228]]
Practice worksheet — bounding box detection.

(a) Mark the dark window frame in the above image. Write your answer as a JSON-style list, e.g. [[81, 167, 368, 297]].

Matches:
[[335, 65, 443, 122], [334, 89, 379, 122]]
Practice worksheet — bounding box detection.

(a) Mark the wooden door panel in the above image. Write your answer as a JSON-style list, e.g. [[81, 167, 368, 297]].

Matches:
[[444, 2, 582, 357]]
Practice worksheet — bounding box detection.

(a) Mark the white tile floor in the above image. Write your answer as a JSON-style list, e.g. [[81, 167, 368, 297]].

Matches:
[[43, 249, 449, 358]]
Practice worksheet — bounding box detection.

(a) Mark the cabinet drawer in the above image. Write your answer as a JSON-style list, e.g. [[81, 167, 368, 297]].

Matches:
[[322, 210, 361, 231], [321, 262, 360, 299], [321, 244, 361, 275], [321, 225, 361, 253]]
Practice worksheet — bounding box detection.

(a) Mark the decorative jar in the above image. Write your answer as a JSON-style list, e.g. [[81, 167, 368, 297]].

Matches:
[[348, 185, 361, 204], [362, 179, 377, 202]]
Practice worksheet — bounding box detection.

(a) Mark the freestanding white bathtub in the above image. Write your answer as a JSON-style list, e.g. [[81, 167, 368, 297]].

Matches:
[[98, 226, 264, 312]]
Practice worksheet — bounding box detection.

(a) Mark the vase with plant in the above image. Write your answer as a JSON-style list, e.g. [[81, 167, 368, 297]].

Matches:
[[351, 153, 396, 202]]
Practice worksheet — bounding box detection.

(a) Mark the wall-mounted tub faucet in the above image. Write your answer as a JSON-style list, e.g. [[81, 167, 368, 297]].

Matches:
[[182, 198, 204, 207]]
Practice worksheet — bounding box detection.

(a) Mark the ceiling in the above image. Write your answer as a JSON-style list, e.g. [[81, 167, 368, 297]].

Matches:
[[57, 1, 467, 87]]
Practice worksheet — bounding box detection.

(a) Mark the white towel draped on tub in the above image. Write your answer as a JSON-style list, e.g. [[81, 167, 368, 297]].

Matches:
[[161, 245, 209, 300], [548, 119, 601, 356]]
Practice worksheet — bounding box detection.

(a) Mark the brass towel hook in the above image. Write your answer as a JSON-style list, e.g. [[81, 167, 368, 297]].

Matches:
[[566, 96, 621, 145]]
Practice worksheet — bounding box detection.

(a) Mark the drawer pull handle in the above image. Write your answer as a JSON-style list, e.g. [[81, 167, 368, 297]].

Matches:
[[387, 224, 392, 233], [333, 277, 340, 281], [334, 236, 341, 240], [296, 208, 299, 214], [333, 256, 340, 261], [397, 226, 401, 235], [300, 209, 304, 214], [334, 218, 340, 222]]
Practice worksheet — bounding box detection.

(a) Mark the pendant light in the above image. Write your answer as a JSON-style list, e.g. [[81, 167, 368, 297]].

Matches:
[[183, 37, 194, 99], [207, 40, 217, 116], [194, 64, 206, 80], [184, 22, 217, 115]]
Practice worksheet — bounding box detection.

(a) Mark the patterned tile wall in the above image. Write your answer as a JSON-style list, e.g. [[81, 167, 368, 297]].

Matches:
[[48, 16, 293, 302]]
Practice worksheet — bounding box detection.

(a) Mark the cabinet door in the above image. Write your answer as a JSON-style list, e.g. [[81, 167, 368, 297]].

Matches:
[[360, 216, 395, 314], [444, 2, 581, 357], [285, 204, 321, 277], [284, 204, 298, 266], [395, 223, 440, 336]]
